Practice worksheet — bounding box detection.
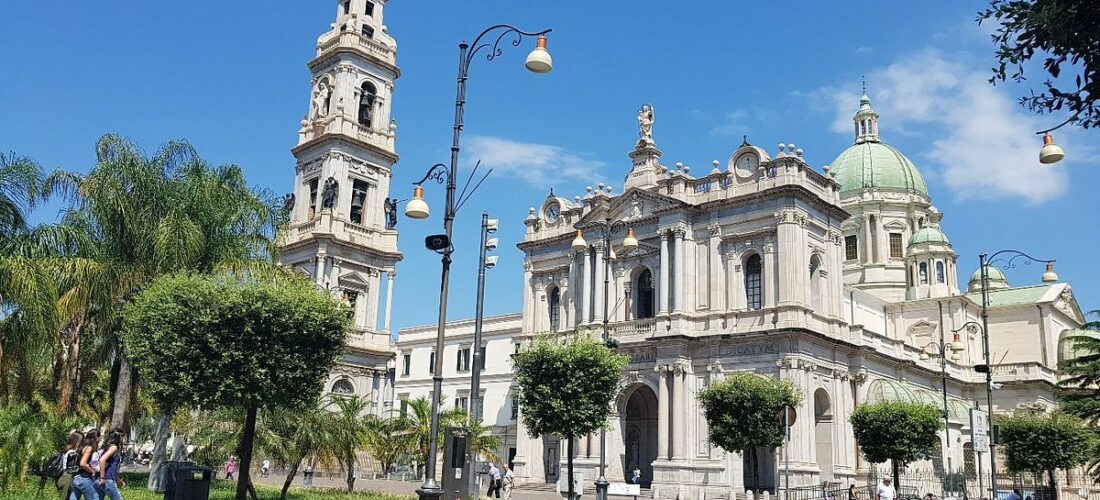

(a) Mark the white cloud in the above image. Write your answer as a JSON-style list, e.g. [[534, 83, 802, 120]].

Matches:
[[464, 136, 606, 189], [813, 49, 1078, 205], [711, 107, 771, 136]]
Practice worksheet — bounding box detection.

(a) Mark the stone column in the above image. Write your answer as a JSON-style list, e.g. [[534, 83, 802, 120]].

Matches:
[[709, 226, 723, 311], [777, 211, 799, 306], [862, 216, 872, 264], [382, 270, 395, 334], [659, 232, 670, 315], [582, 248, 592, 324], [366, 270, 380, 330], [673, 228, 685, 313], [764, 241, 778, 309], [672, 363, 686, 459], [594, 243, 605, 325], [728, 252, 744, 311], [315, 254, 328, 286], [657, 365, 670, 460], [521, 260, 534, 333]]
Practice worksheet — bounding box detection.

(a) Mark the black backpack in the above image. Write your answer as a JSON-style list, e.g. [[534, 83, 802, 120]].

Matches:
[[42, 452, 66, 479]]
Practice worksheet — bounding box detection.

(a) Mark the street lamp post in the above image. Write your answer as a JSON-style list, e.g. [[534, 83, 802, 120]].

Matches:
[[403, 25, 553, 500], [571, 218, 638, 500], [975, 251, 1058, 499], [467, 212, 499, 497], [921, 330, 965, 494]]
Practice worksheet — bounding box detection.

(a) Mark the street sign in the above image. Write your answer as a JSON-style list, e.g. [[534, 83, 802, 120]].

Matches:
[[778, 406, 798, 427], [609, 483, 641, 497], [971, 408, 989, 451]]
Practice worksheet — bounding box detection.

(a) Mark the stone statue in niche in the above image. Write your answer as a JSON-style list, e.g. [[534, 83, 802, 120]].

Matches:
[[384, 197, 398, 229], [637, 104, 655, 146], [311, 82, 332, 120], [321, 177, 338, 210], [282, 193, 295, 212]]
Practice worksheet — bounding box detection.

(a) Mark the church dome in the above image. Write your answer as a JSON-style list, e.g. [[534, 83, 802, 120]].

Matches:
[[829, 92, 929, 196], [907, 225, 950, 248], [967, 265, 1009, 292]]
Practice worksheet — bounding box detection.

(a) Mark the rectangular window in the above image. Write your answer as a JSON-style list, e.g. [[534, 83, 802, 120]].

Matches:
[[845, 235, 858, 261], [399, 399, 408, 418], [364, 1, 375, 16], [889, 233, 903, 259], [308, 178, 319, 218], [401, 354, 410, 376], [479, 346, 487, 372], [361, 25, 375, 39], [350, 179, 368, 224], [455, 396, 468, 412], [511, 395, 519, 420], [456, 348, 470, 372], [428, 351, 435, 374]]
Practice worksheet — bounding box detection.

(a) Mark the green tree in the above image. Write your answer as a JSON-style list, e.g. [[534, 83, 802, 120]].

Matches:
[[463, 418, 503, 464], [697, 373, 801, 492], [1059, 310, 1100, 422], [401, 396, 464, 479], [0, 403, 81, 490], [328, 395, 373, 492], [121, 272, 348, 500], [998, 411, 1094, 500], [514, 336, 629, 500], [850, 401, 943, 487], [363, 413, 412, 477], [978, 0, 1100, 129]]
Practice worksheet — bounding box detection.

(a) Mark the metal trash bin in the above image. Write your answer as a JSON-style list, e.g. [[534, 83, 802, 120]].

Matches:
[[164, 463, 212, 500]]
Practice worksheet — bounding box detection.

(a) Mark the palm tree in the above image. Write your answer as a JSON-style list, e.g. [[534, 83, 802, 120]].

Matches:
[[363, 413, 412, 477], [403, 396, 465, 480], [250, 404, 340, 500], [326, 395, 373, 492], [462, 417, 503, 464]]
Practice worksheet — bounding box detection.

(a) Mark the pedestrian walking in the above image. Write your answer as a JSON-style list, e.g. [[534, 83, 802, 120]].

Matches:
[[225, 457, 236, 481], [822, 482, 835, 500], [96, 430, 126, 500], [261, 459, 270, 478], [56, 431, 83, 500], [1008, 489, 1023, 500], [631, 468, 641, 485], [503, 465, 515, 499], [70, 431, 100, 500], [487, 463, 502, 498], [875, 478, 896, 500], [848, 484, 858, 500]]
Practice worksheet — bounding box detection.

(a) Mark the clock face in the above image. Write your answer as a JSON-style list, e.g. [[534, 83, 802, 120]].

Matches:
[[735, 152, 760, 177], [545, 202, 561, 223]]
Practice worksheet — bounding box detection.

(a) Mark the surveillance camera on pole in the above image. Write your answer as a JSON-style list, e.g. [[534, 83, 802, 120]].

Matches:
[[466, 212, 498, 496]]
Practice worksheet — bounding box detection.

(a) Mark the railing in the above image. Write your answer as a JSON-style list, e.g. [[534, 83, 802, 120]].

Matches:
[[610, 318, 656, 337]]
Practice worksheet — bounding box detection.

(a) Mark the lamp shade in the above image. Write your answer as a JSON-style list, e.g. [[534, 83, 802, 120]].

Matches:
[[524, 35, 553, 74], [621, 227, 638, 251], [571, 230, 587, 253], [919, 353, 930, 361], [1041, 262, 1059, 283], [405, 186, 430, 219], [1039, 133, 1065, 164]]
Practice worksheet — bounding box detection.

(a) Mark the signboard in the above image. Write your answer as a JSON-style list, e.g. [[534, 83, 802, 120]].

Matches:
[[778, 406, 798, 427], [971, 408, 989, 451], [608, 483, 641, 497]]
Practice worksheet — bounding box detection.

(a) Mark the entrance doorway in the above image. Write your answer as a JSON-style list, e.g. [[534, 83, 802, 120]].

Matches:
[[543, 437, 560, 483], [814, 388, 834, 481], [621, 384, 658, 486]]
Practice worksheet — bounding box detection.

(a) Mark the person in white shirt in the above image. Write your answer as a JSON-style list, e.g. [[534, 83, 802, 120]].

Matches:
[[487, 463, 502, 498], [1008, 489, 1023, 500], [875, 478, 896, 500], [502, 465, 515, 499]]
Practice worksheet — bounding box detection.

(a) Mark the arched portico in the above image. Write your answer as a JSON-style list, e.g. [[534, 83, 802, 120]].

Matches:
[[621, 383, 658, 486]]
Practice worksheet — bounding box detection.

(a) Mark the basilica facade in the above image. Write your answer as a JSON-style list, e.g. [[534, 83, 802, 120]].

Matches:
[[278, 4, 1090, 499], [393, 96, 1089, 498]]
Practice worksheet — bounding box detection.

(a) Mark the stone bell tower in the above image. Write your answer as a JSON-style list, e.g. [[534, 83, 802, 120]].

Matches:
[[279, 0, 401, 414]]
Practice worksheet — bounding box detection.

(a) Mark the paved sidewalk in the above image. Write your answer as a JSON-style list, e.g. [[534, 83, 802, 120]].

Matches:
[[251, 471, 563, 500]]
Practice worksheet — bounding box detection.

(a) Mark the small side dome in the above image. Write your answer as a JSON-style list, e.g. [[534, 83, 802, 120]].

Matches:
[[907, 225, 950, 248], [968, 265, 1009, 292]]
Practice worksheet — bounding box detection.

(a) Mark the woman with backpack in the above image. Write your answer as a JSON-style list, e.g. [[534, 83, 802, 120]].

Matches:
[[96, 430, 126, 500], [55, 431, 83, 500], [70, 430, 100, 500]]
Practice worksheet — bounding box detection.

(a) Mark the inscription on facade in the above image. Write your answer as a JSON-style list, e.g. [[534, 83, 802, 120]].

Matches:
[[720, 342, 779, 357], [628, 351, 656, 364]]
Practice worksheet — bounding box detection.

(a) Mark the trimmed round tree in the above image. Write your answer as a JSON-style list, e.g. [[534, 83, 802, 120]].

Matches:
[[514, 336, 629, 500], [850, 401, 943, 488], [998, 411, 1094, 500], [697, 373, 801, 492], [121, 272, 348, 500]]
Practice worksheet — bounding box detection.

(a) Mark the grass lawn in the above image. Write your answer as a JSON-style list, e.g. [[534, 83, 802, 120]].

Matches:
[[5, 472, 413, 500]]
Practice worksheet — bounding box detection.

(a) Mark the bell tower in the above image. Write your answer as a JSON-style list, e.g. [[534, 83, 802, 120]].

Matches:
[[279, 0, 401, 413]]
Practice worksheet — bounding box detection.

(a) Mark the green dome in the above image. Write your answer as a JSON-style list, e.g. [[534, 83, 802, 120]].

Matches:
[[908, 226, 950, 247], [967, 265, 1009, 292], [830, 141, 928, 195], [865, 379, 918, 404]]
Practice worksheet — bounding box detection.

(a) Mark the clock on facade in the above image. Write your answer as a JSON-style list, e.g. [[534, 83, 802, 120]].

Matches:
[[544, 202, 561, 223], [734, 152, 760, 177]]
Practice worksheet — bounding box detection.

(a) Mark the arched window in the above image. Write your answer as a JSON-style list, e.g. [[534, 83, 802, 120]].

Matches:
[[936, 261, 946, 284], [331, 379, 354, 395], [635, 269, 655, 319], [745, 254, 763, 310], [919, 262, 929, 284], [548, 287, 560, 332], [358, 82, 377, 127]]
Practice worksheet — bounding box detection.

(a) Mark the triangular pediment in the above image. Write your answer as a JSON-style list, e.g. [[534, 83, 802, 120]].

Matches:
[[573, 187, 687, 227], [1051, 284, 1086, 324], [337, 271, 370, 287]]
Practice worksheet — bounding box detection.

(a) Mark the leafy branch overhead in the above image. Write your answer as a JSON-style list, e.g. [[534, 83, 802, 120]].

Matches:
[[979, 0, 1100, 129]]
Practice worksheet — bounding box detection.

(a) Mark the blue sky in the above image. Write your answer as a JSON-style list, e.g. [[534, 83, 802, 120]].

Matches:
[[3, 1, 1097, 331]]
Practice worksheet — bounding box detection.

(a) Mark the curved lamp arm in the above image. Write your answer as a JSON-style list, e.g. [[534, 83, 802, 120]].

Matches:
[[464, 24, 553, 69]]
